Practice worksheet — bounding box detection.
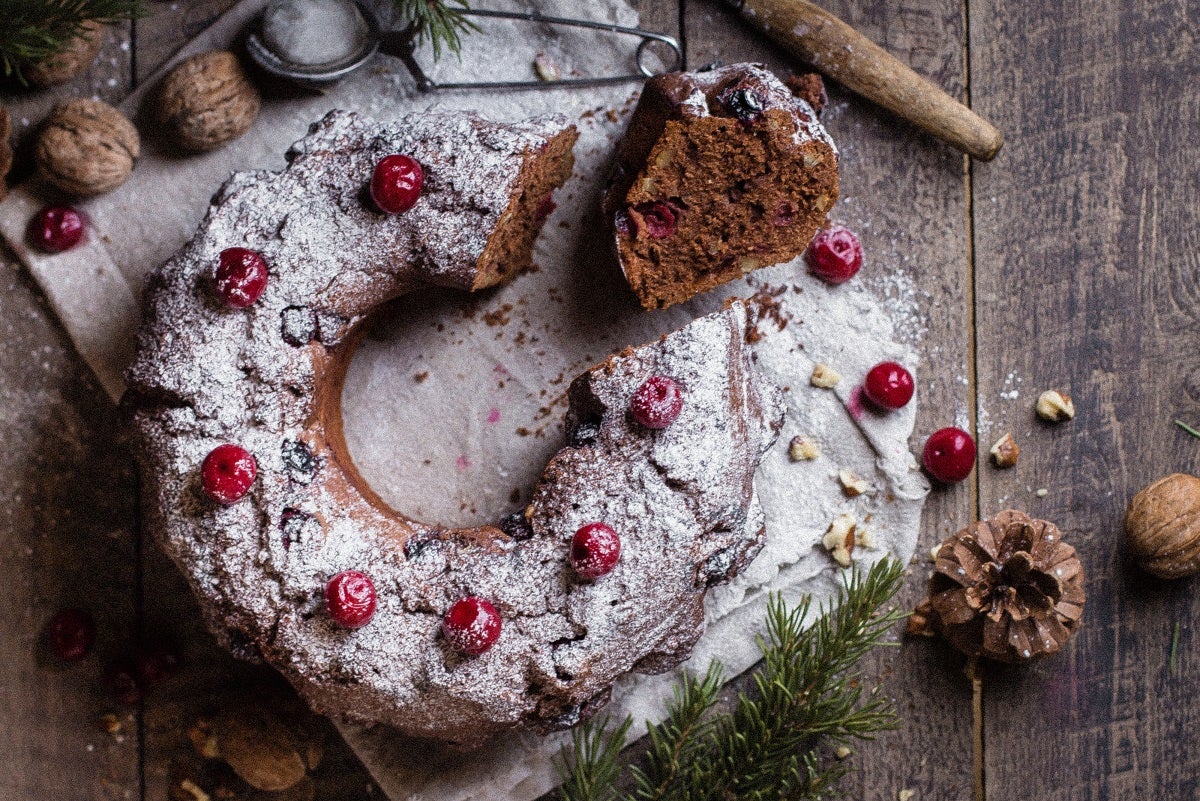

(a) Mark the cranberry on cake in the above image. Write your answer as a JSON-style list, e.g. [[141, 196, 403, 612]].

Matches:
[[125, 109, 785, 747], [603, 63, 839, 309]]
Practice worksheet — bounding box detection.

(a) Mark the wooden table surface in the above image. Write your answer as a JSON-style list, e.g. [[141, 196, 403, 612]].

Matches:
[[3, 1, 1198, 799]]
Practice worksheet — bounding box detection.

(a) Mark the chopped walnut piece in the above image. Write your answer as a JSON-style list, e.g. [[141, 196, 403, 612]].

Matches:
[[823, 513, 857, 567], [810, 363, 841, 388], [1036, 389, 1075, 422], [838, 469, 870, 497], [989, 432, 1020, 468], [788, 435, 821, 461], [175, 779, 211, 801]]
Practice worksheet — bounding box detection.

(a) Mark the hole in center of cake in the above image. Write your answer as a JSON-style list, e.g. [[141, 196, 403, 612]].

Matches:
[[338, 288, 579, 528]]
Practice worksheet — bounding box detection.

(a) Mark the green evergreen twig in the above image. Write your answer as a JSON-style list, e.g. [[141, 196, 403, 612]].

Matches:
[[392, 0, 478, 60], [0, 0, 145, 85], [559, 558, 908, 801]]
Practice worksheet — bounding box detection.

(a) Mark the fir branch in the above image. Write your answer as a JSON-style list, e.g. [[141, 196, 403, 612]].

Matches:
[[391, 0, 479, 60], [560, 559, 908, 801], [0, 0, 145, 84], [559, 715, 632, 801]]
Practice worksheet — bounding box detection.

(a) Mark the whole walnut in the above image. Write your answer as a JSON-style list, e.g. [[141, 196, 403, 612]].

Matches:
[[155, 51, 261, 152], [25, 21, 104, 88], [35, 99, 140, 197], [1125, 473, 1200, 579]]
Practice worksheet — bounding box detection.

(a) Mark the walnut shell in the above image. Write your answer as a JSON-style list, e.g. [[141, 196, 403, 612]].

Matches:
[[35, 99, 139, 197], [1125, 473, 1200, 579], [155, 51, 261, 152], [25, 21, 104, 88]]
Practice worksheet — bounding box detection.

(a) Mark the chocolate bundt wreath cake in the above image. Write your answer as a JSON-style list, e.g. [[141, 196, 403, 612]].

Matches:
[[603, 63, 840, 309], [125, 109, 786, 746]]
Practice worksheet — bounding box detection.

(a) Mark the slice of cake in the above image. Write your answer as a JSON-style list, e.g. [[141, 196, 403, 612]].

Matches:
[[603, 63, 839, 309]]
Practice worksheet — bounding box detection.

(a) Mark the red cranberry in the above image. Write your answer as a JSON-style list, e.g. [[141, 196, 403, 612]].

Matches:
[[922, 427, 976, 483], [442, 596, 502, 656], [103, 658, 143, 706], [200, 444, 257, 505], [633, 201, 678, 239], [864, 361, 915, 410], [29, 205, 86, 253], [133, 644, 181, 686], [325, 570, 377, 629], [214, 247, 268, 308], [534, 193, 557, 222], [44, 608, 95, 662], [630, 375, 683, 429], [370, 154, 424, 214], [805, 225, 863, 284], [571, 523, 621, 579]]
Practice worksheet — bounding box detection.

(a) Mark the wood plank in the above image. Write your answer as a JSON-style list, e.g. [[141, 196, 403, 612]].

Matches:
[[970, 0, 1200, 798], [0, 252, 141, 799], [683, 2, 977, 799], [133, 0, 239, 85]]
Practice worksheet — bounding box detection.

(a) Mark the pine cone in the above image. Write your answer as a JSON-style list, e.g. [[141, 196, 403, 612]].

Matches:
[[910, 510, 1085, 663]]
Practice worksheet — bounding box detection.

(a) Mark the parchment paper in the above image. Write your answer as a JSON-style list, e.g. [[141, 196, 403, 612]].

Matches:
[[0, 2, 929, 799]]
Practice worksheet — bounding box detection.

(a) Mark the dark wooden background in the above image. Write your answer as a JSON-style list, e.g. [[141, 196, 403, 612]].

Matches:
[[2, 1, 1198, 799]]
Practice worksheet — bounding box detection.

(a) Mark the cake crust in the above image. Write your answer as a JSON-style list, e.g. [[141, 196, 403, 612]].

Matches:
[[126, 110, 784, 746]]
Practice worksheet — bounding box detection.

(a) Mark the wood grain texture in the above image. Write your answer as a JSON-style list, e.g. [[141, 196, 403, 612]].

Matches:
[[685, 1, 977, 798], [970, 0, 1200, 799], [0, 255, 140, 799]]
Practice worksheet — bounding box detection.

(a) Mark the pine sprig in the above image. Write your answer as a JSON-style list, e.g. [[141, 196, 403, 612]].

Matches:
[[0, 0, 145, 84], [559, 559, 908, 801], [392, 0, 478, 60]]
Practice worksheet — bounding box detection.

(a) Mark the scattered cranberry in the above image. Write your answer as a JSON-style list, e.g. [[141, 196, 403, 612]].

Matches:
[[370, 154, 424, 214], [29, 205, 86, 253], [325, 570, 378, 629], [863, 361, 914, 410], [442, 596, 502, 656], [133, 644, 182, 686], [719, 86, 765, 124], [805, 225, 863, 284], [214, 247, 268, 308], [922, 427, 976, 483], [633, 201, 679, 239], [630, 375, 683, 429], [44, 608, 95, 663], [103, 658, 143, 706], [571, 523, 621, 579], [200, 444, 257, 505]]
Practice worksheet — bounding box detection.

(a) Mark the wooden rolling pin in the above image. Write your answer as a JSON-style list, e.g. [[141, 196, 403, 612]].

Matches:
[[723, 0, 1003, 160]]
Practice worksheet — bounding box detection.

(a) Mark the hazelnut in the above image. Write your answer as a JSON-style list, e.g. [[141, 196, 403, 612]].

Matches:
[[1125, 473, 1200, 579], [25, 21, 104, 88], [35, 99, 139, 196], [1036, 389, 1075, 422], [156, 51, 261, 152], [989, 432, 1020, 468], [823, 512, 857, 568], [788, 435, 821, 461], [837, 469, 870, 497], [810, 363, 841, 388]]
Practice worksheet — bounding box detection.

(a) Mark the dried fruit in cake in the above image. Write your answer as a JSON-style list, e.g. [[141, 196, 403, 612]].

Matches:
[[603, 63, 839, 309], [126, 108, 786, 746]]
